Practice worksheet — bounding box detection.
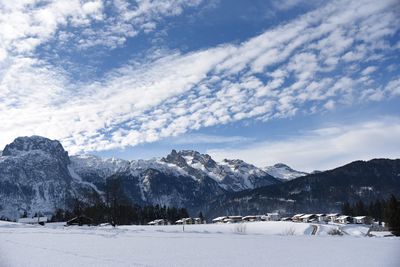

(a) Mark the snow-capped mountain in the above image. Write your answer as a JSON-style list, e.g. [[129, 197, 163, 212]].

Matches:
[[0, 136, 98, 219], [0, 136, 281, 219], [71, 149, 280, 193], [264, 163, 308, 181], [161, 150, 279, 191]]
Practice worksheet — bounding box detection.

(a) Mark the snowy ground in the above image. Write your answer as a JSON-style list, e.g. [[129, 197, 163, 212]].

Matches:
[[0, 221, 399, 267]]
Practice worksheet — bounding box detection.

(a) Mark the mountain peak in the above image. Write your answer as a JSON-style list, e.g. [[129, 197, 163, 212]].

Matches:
[[2, 136, 69, 163], [264, 163, 308, 181], [273, 163, 291, 169]]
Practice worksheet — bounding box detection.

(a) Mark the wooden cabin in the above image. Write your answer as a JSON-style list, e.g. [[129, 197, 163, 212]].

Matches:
[[223, 216, 243, 223], [148, 219, 168, 225], [326, 213, 340, 222], [353, 216, 373, 225], [212, 216, 228, 223], [336, 215, 353, 224], [66, 215, 94, 226], [316, 214, 327, 222], [291, 214, 305, 222], [299, 214, 317, 223]]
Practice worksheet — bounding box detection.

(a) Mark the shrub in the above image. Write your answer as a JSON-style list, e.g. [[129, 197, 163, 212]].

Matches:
[[282, 227, 296, 235], [328, 228, 343, 236], [233, 222, 247, 234]]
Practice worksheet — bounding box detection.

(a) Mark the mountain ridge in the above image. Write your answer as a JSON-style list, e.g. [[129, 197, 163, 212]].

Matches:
[[1, 136, 398, 220]]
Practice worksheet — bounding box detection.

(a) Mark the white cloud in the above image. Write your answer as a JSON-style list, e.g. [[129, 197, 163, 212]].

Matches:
[[168, 134, 253, 145], [0, 0, 399, 154], [207, 117, 400, 172]]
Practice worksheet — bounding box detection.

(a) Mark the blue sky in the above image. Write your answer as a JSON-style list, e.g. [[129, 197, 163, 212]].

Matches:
[[0, 0, 399, 171]]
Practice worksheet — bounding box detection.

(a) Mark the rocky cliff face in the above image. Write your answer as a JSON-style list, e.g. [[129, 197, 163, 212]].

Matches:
[[0, 136, 97, 219]]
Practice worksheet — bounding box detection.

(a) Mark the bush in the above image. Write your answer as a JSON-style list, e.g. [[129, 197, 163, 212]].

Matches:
[[282, 227, 296, 235], [328, 228, 343, 236], [233, 223, 247, 234]]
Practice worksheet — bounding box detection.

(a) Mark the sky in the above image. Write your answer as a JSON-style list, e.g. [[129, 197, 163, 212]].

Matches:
[[0, 0, 399, 172]]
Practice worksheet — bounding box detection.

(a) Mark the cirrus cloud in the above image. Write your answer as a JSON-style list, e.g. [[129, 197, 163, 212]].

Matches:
[[0, 0, 399, 155]]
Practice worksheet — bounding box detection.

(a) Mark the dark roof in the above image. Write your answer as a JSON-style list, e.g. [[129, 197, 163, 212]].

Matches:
[[66, 215, 94, 226]]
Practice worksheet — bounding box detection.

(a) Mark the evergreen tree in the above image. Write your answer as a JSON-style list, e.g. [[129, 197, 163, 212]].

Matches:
[[384, 195, 400, 236], [354, 200, 366, 216], [341, 201, 353, 216]]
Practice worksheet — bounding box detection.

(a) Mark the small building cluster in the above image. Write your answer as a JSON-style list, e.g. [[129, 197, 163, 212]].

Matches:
[[147, 217, 206, 226], [288, 213, 373, 225], [212, 213, 281, 224], [210, 213, 373, 225]]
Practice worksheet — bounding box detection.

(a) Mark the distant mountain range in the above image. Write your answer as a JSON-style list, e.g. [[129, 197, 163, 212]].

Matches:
[[0, 136, 399, 220]]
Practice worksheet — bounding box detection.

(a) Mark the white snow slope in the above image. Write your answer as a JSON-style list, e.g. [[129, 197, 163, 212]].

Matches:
[[0, 221, 399, 267]]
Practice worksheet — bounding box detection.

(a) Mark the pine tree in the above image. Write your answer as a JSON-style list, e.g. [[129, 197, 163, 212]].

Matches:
[[385, 195, 400, 236], [341, 201, 353, 216]]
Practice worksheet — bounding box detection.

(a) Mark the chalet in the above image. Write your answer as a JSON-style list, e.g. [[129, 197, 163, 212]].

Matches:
[[66, 216, 94, 226], [326, 213, 340, 222], [316, 214, 327, 222], [353, 216, 373, 225], [299, 214, 317, 223], [242, 215, 258, 222], [336, 215, 353, 224], [18, 216, 48, 225], [291, 214, 305, 222], [193, 218, 203, 224], [148, 219, 168, 225], [175, 219, 184, 224], [223, 216, 243, 223], [212, 216, 228, 223], [175, 217, 202, 224], [266, 213, 281, 221]]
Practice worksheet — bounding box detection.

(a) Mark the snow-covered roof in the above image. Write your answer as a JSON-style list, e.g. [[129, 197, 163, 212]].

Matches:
[[337, 215, 350, 220], [299, 214, 315, 219], [353, 216, 367, 220], [326, 213, 340, 217], [212, 216, 227, 222], [227, 216, 242, 219], [292, 214, 305, 217]]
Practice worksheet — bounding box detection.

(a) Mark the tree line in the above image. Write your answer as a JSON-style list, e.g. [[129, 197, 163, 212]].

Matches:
[[341, 194, 400, 236], [51, 176, 198, 225], [51, 201, 191, 226]]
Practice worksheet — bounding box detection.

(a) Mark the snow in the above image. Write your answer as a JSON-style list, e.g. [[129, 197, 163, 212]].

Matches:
[[1, 221, 399, 267], [264, 163, 308, 180]]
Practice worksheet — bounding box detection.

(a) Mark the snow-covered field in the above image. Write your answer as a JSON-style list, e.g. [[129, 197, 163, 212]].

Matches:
[[0, 221, 399, 267]]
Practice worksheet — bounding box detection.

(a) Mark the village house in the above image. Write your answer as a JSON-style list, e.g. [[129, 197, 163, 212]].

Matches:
[[223, 216, 243, 223], [242, 215, 258, 222], [148, 219, 169, 225], [66, 215, 94, 226], [175, 217, 203, 224], [316, 214, 327, 222], [212, 216, 228, 223], [299, 214, 317, 223], [336, 215, 353, 224], [353, 216, 373, 225], [291, 214, 305, 222], [17, 216, 48, 225], [326, 213, 340, 222], [193, 217, 203, 224], [242, 215, 267, 222]]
